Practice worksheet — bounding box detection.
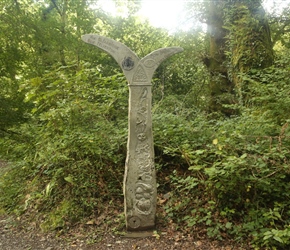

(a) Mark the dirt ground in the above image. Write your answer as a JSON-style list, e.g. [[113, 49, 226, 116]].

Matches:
[[0, 214, 253, 250]]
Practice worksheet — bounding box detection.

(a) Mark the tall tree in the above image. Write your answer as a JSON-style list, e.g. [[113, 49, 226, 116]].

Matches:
[[204, 0, 274, 114], [205, 0, 234, 115], [0, 0, 35, 132], [226, 0, 274, 102], [269, 4, 290, 48]]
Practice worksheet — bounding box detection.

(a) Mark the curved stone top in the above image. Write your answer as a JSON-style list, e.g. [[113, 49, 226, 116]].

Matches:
[[81, 34, 183, 85]]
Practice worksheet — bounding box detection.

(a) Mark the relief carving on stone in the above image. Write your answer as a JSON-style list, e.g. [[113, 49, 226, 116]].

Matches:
[[133, 65, 148, 83], [134, 87, 154, 215]]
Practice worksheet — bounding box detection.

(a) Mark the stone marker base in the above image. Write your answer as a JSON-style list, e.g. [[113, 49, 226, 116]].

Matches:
[[122, 231, 154, 238]]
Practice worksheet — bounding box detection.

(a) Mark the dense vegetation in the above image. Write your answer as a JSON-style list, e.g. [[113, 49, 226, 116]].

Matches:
[[1, 0, 290, 248]]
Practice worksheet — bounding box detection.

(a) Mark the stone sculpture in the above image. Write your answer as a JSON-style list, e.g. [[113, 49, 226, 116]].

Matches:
[[82, 34, 183, 231]]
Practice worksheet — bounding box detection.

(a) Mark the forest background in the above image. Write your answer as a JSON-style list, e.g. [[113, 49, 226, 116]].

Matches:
[[0, 0, 290, 248]]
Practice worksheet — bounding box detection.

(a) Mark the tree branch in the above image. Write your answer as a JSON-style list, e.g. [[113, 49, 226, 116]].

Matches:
[[50, 0, 62, 16]]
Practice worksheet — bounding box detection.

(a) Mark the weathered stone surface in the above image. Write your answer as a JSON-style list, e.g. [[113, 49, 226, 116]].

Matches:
[[123, 231, 154, 238], [82, 34, 183, 231]]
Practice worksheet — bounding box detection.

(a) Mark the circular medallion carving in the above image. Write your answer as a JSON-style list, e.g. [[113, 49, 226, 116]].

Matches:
[[128, 216, 141, 229], [144, 59, 156, 68], [122, 56, 134, 71]]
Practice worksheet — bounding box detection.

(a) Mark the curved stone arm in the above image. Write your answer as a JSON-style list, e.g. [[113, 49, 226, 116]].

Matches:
[[140, 47, 184, 81], [81, 34, 183, 84], [82, 34, 139, 84]]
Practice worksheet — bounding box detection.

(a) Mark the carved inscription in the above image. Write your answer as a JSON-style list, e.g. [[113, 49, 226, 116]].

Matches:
[[87, 36, 120, 54]]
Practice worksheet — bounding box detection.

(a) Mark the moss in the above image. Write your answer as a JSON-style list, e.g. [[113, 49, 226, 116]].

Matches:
[[40, 199, 75, 231]]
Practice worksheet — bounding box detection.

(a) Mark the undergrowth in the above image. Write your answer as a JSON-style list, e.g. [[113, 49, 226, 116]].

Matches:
[[1, 59, 290, 249]]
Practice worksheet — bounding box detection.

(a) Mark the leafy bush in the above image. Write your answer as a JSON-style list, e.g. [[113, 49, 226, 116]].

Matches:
[[153, 59, 290, 247], [0, 63, 128, 228]]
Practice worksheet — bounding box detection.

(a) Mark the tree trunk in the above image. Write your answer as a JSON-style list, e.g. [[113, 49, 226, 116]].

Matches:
[[204, 0, 274, 114], [205, 0, 235, 115], [227, 0, 274, 102], [59, 0, 68, 66]]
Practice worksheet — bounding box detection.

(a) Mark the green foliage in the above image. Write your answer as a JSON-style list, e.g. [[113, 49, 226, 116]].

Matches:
[[0, 162, 32, 214], [224, 1, 274, 72], [242, 67, 290, 125], [151, 43, 290, 247], [0, 77, 30, 133], [0, 64, 128, 227], [157, 110, 290, 247], [1, 1, 290, 249]]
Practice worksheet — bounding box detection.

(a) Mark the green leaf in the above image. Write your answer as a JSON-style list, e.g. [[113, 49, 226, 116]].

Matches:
[[195, 149, 205, 155], [188, 165, 204, 171], [240, 153, 247, 159], [64, 176, 74, 184], [273, 236, 284, 243], [206, 219, 212, 225], [225, 222, 232, 229], [263, 233, 272, 241]]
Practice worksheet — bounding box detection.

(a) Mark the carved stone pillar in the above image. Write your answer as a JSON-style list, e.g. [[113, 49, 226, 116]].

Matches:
[[82, 34, 183, 231]]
